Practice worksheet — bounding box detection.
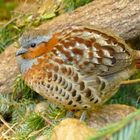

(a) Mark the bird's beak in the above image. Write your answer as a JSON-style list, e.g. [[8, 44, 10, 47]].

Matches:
[[16, 48, 28, 56]]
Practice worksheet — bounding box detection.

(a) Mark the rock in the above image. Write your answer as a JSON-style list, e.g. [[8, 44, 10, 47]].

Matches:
[[35, 101, 49, 114], [35, 135, 48, 140], [50, 104, 136, 140], [87, 104, 136, 129], [50, 118, 96, 140], [0, 45, 19, 94]]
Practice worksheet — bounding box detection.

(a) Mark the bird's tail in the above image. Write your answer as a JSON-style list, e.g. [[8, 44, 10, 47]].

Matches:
[[134, 50, 140, 69]]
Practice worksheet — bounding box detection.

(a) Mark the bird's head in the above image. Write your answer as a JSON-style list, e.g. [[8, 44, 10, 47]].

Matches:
[[16, 29, 54, 59], [16, 29, 60, 73]]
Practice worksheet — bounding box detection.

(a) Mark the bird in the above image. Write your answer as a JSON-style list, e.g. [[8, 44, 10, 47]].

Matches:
[[16, 24, 140, 116]]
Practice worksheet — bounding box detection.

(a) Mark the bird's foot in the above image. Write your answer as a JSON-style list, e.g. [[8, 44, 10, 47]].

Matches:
[[80, 111, 87, 122], [66, 110, 75, 118]]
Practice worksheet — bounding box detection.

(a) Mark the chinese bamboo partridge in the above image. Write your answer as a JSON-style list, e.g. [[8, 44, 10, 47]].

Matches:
[[16, 24, 140, 111]]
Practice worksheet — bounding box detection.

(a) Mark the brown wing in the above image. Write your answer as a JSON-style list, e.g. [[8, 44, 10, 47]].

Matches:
[[50, 25, 133, 76]]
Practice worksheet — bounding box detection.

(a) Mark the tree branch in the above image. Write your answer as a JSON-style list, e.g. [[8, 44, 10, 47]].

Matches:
[[121, 79, 140, 85], [40, 0, 140, 41]]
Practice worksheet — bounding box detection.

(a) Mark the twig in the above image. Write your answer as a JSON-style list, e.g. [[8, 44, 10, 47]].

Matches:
[[0, 115, 17, 139], [0, 115, 16, 134], [27, 125, 49, 138], [0, 123, 18, 139], [121, 79, 140, 85], [41, 115, 55, 126], [1, 15, 23, 29]]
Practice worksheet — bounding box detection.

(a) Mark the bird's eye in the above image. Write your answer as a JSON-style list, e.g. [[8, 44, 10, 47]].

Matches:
[[31, 43, 36, 48]]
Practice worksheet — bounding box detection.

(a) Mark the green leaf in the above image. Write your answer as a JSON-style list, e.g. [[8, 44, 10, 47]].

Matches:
[[42, 13, 56, 20]]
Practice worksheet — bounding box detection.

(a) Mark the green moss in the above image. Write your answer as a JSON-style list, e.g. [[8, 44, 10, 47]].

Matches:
[[108, 71, 140, 108], [27, 113, 45, 130], [13, 75, 36, 99], [63, 0, 92, 11]]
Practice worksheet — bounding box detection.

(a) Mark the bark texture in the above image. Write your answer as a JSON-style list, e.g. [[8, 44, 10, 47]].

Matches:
[[40, 0, 140, 41], [0, 46, 19, 94]]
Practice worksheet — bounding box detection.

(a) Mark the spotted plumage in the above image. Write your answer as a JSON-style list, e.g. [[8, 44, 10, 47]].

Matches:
[[16, 24, 138, 110]]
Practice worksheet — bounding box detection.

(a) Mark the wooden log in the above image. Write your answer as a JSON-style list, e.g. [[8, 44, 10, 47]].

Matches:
[[40, 0, 140, 41]]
